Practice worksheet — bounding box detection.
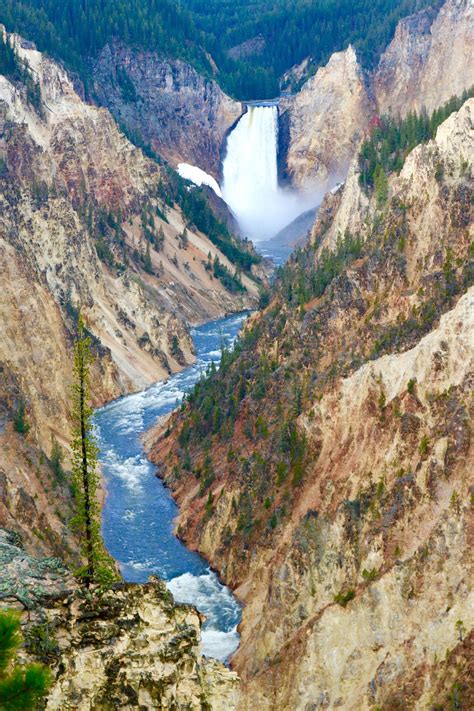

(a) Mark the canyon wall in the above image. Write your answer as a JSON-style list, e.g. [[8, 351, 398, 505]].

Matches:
[[279, 46, 372, 189], [93, 43, 243, 178], [150, 100, 474, 709], [0, 31, 260, 555], [282, 0, 474, 190], [375, 0, 474, 115]]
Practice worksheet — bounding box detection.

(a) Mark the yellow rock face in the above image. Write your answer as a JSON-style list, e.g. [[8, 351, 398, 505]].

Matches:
[[150, 99, 473, 710], [0, 31, 259, 555]]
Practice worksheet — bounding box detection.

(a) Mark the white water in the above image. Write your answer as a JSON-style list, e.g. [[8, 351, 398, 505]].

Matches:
[[167, 572, 240, 659], [97, 314, 247, 663], [222, 104, 317, 241]]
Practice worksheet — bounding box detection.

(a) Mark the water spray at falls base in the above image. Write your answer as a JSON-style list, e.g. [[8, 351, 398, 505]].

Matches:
[[222, 104, 317, 241]]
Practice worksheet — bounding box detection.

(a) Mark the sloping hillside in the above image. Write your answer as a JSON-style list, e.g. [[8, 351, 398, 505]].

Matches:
[[0, 29, 262, 555], [149, 99, 474, 709]]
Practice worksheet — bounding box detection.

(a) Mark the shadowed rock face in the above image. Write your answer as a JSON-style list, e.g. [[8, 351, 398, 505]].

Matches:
[[93, 42, 243, 178]]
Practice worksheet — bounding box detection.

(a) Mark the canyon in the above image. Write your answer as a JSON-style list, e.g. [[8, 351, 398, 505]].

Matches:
[[88, 0, 474, 235], [0, 0, 473, 708], [0, 29, 262, 554], [149, 98, 474, 709]]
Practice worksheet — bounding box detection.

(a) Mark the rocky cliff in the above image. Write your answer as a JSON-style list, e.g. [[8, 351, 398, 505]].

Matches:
[[0, 30, 260, 556], [282, 0, 474, 190], [149, 100, 474, 709], [93, 42, 243, 178], [0, 529, 239, 710], [280, 46, 373, 189], [375, 0, 474, 115]]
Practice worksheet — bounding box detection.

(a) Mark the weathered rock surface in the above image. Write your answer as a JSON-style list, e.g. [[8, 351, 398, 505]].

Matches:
[[93, 43, 243, 178], [0, 31, 259, 555], [280, 46, 373, 189], [375, 0, 474, 116], [0, 530, 239, 710], [0, 529, 74, 608], [282, 0, 474, 190], [150, 101, 474, 709]]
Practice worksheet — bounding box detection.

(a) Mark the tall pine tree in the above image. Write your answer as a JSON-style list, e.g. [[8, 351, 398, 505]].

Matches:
[[70, 315, 117, 587]]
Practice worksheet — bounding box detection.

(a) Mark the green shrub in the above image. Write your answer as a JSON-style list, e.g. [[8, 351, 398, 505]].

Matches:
[[418, 434, 430, 457], [0, 610, 51, 709], [334, 589, 356, 607], [13, 402, 30, 435], [24, 624, 60, 663]]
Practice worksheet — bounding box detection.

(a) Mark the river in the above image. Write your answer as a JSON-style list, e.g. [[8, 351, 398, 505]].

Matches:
[[96, 99, 301, 665], [95, 312, 248, 663]]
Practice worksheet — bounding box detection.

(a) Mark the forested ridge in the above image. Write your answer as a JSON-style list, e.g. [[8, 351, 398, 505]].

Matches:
[[359, 86, 474, 195], [186, 0, 441, 97], [0, 0, 211, 92], [1, 0, 440, 100]]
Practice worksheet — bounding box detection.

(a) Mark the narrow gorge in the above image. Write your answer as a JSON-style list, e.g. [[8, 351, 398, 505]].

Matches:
[[0, 0, 473, 709]]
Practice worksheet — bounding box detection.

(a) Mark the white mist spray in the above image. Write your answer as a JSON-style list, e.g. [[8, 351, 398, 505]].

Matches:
[[222, 104, 317, 241]]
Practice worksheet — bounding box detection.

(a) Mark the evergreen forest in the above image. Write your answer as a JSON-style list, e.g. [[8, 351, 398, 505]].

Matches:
[[1, 0, 440, 99]]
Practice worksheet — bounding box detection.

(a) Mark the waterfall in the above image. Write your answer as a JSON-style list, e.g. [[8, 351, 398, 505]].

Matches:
[[222, 105, 279, 240], [175, 103, 319, 242], [222, 104, 318, 241]]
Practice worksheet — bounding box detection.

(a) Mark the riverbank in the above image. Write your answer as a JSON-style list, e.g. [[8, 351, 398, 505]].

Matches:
[[96, 312, 250, 662]]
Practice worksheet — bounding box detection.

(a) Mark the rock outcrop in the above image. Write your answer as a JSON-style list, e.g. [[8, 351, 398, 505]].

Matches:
[[375, 0, 474, 116], [1, 529, 240, 710], [281, 0, 474, 190], [279, 46, 373, 189], [93, 43, 243, 178], [0, 30, 260, 555], [149, 100, 474, 709]]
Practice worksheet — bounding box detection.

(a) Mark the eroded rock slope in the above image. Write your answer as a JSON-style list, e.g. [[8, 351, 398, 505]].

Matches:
[[0, 30, 260, 555], [149, 100, 474, 709]]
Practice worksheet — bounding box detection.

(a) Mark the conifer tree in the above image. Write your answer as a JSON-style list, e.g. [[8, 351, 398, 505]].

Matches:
[[70, 315, 117, 587], [0, 610, 50, 710], [374, 164, 388, 207], [157, 225, 165, 251], [143, 239, 153, 273]]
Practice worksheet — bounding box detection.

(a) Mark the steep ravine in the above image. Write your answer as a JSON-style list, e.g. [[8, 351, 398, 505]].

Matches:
[[0, 30, 262, 556], [148, 100, 474, 709]]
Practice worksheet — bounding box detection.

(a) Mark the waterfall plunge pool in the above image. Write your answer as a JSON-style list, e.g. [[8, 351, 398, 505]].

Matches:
[[96, 312, 249, 663]]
